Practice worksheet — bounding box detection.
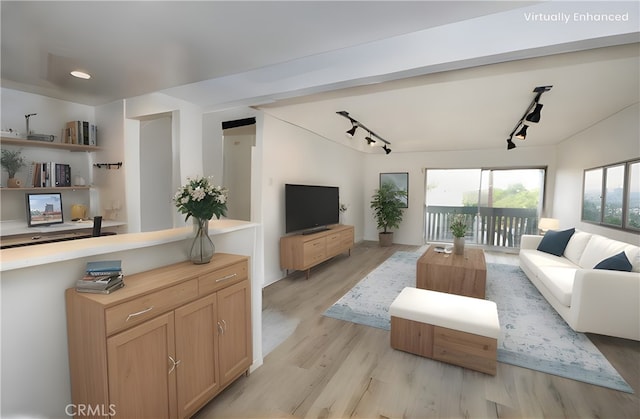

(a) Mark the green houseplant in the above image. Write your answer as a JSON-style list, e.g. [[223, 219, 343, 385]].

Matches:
[[1, 149, 26, 188], [370, 181, 407, 247], [450, 213, 468, 255]]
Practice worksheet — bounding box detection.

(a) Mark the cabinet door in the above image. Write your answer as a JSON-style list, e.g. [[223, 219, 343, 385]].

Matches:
[[107, 312, 177, 419], [217, 280, 252, 385], [174, 293, 220, 418], [302, 238, 326, 267]]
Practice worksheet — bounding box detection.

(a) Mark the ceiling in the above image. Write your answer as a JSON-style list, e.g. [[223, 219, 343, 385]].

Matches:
[[2, 1, 639, 153]]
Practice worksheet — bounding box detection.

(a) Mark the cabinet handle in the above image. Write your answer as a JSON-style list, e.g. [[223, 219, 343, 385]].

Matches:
[[168, 355, 181, 374], [217, 321, 224, 335], [222, 319, 227, 331], [216, 273, 237, 283], [126, 306, 154, 322]]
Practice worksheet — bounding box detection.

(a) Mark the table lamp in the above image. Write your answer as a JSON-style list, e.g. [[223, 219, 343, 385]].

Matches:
[[538, 218, 559, 234]]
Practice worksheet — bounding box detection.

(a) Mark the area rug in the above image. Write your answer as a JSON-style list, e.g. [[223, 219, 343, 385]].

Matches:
[[323, 249, 633, 393]]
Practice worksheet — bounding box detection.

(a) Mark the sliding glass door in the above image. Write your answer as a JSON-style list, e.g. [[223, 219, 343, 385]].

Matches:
[[425, 168, 545, 249]]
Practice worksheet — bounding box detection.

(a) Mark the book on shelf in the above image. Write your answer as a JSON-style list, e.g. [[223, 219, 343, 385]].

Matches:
[[28, 162, 71, 187], [85, 260, 122, 276], [65, 121, 97, 146]]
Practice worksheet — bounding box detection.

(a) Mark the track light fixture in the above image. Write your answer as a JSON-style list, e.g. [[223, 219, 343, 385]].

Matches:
[[506, 85, 552, 150], [515, 124, 528, 140], [345, 123, 358, 138], [336, 111, 392, 154]]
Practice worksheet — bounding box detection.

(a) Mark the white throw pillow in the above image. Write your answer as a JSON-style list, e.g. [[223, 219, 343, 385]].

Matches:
[[563, 231, 592, 266]]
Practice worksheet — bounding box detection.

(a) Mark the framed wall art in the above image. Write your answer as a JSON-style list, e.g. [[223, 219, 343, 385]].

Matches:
[[380, 172, 408, 208]]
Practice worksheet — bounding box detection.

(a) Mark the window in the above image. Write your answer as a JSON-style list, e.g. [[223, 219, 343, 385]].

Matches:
[[424, 167, 545, 248], [582, 159, 639, 232]]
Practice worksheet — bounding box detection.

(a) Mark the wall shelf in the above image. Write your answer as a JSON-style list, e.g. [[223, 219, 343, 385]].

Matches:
[[0, 137, 100, 152], [0, 186, 90, 191]]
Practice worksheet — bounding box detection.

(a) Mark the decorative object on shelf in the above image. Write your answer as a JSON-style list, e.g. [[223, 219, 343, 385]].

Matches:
[[93, 162, 122, 169], [339, 202, 348, 224], [1, 148, 26, 188], [450, 213, 468, 255], [370, 179, 407, 247], [173, 176, 228, 264]]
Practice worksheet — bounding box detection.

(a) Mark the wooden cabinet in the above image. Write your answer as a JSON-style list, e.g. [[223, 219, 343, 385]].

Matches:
[[280, 224, 354, 278], [66, 253, 252, 419]]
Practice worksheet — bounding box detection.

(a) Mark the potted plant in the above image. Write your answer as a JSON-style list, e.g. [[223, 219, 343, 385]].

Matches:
[[1, 149, 26, 188], [450, 214, 468, 255], [370, 181, 407, 247]]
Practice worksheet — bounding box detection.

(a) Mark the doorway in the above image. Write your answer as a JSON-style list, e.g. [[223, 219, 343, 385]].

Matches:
[[222, 118, 255, 221], [139, 114, 173, 232]]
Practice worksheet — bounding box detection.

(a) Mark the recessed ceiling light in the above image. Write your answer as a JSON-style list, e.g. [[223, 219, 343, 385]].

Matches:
[[70, 70, 91, 79]]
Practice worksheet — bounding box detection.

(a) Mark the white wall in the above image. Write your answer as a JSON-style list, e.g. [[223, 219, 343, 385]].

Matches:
[[362, 145, 558, 245], [554, 103, 640, 244], [124, 93, 204, 232], [261, 114, 365, 286]]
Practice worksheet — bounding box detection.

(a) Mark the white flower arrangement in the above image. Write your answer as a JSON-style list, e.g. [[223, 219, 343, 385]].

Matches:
[[173, 176, 228, 221]]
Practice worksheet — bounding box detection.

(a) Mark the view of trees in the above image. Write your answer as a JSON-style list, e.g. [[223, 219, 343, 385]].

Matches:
[[463, 183, 539, 209]]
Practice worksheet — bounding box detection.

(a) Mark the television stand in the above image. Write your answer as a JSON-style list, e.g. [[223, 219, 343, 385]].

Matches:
[[280, 224, 354, 279]]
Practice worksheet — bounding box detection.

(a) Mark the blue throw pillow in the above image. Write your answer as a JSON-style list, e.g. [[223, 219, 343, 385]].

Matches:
[[594, 251, 633, 272], [536, 228, 575, 256]]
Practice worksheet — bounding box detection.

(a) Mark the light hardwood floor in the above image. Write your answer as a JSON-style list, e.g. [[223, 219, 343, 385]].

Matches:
[[196, 242, 640, 418]]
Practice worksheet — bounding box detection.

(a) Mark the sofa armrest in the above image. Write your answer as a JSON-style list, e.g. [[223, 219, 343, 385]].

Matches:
[[570, 269, 640, 340], [520, 234, 543, 250]]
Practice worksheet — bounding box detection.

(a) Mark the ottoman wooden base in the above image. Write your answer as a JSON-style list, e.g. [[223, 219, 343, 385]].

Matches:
[[390, 316, 497, 375], [389, 287, 500, 376]]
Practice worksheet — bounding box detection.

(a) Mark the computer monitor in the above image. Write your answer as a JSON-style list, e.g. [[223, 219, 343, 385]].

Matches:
[[26, 192, 64, 227]]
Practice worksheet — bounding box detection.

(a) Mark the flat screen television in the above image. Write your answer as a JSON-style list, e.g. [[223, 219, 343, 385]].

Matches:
[[285, 184, 339, 233], [26, 192, 64, 227]]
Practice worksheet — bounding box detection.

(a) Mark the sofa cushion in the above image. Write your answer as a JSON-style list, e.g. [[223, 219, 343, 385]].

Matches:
[[579, 235, 640, 272], [594, 251, 633, 272], [537, 266, 576, 307], [537, 228, 575, 256], [563, 231, 592, 266]]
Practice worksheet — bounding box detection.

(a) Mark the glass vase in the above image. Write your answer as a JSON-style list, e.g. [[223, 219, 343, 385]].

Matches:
[[190, 217, 215, 264]]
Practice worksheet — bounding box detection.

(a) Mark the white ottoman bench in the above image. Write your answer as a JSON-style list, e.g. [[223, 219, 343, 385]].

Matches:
[[389, 287, 500, 375]]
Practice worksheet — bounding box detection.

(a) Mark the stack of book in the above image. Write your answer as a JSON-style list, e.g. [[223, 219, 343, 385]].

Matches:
[[65, 121, 97, 146], [76, 260, 125, 294], [28, 162, 71, 187]]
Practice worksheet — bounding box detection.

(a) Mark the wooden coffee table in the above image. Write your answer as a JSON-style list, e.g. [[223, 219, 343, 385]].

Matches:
[[416, 246, 486, 299]]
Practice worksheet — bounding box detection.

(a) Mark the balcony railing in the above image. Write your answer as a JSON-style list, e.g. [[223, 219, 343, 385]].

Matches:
[[425, 205, 538, 248]]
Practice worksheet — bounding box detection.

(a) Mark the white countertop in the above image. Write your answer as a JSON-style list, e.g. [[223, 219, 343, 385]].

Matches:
[[0, 219, 126, 236], [0, 219, 258, 272]]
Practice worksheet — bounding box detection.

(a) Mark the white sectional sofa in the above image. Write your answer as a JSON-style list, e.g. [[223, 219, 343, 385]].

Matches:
[[519, 230, 640, 341]]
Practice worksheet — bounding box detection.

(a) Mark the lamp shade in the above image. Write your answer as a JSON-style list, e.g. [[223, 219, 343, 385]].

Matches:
[[538, 218, 559, 231], [515, 124, 528, 140]]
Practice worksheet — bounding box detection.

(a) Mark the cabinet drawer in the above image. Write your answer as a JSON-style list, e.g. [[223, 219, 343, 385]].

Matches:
[[106, 280, 198, 335], [199, 261, 248, 295]]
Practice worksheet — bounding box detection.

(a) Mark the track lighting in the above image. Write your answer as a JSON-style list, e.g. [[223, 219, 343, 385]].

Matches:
[[345, 124, 358, 138], [336, 111, 392, 154], [506, 85, 552, 150], [515, 125, 528, 140], [525, 103, 543, 123]]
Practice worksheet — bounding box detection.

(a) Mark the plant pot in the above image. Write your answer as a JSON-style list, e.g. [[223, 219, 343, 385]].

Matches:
[[7, 177, 21, 188], [379, 232, 394, 247], [453, 237, 465, 255]]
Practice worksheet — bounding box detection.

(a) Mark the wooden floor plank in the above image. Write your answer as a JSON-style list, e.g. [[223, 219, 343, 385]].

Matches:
[[195, 242, 640, 418]]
